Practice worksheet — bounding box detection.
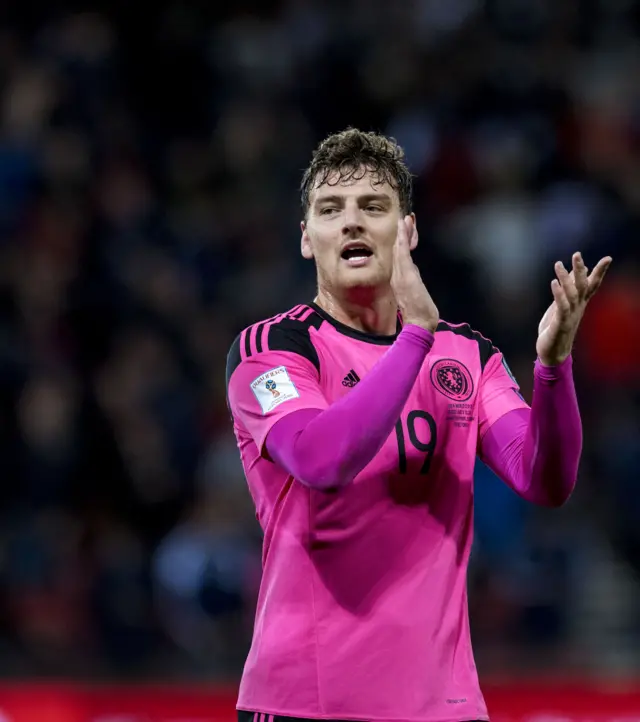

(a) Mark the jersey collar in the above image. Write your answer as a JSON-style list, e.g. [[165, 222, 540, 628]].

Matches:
[[309, 302, 401, 346]]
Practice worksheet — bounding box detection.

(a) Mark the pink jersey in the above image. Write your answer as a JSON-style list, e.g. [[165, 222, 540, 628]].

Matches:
[[226, 302, 529, 722]]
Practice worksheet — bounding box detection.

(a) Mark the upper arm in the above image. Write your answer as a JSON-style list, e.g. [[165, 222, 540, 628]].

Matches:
[[477, 349, 530, 450], [226, 321, 328, 455]]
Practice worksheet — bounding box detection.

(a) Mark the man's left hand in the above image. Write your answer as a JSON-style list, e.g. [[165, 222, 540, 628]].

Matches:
[[536, 251, 612, 366]]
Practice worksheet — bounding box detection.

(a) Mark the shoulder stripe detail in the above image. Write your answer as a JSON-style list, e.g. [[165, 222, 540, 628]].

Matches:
[[288, 304, 308, 320], [251, 322, 265, 355], [245, 324, 255, 358], [300, 305, 323, 329], [261, 319, 279, 353], [238, 305, 305, 361], [255, 305, 321, 353], [436, 320, 498, 371], [261, 305, 308, 353], [259, 305, 306, 352], [241, 327, 251, 362], [260, 316, 283, 354], [226, 334, 243, 393], [297, 306, 317, 324], [265, 320, 320, 371], [228, 304, 322, 378]]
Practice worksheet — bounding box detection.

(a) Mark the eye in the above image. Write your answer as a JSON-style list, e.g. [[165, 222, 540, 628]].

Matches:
[[319, 207, 339, 216], [365, 205, 383, 213]]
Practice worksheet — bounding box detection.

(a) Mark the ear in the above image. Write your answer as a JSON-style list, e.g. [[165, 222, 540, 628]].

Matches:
[[300, 221, 314, 260], [409, 212, 419, 251]]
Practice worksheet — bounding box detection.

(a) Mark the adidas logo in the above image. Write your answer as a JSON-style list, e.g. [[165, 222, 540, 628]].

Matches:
[[342, 369, 361, 387]]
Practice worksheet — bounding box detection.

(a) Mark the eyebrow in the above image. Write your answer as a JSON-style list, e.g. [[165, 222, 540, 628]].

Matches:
[[313, 193, 393, 206]]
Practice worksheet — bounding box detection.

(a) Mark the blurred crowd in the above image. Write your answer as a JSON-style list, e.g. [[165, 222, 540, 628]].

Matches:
[[0, 0, 637, 681]]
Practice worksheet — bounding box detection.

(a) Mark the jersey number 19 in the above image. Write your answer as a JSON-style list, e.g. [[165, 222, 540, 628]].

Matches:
[[394, 411, 437, 475]]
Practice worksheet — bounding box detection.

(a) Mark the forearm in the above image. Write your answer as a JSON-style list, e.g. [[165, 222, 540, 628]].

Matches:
[[480, 357, 582, 507], [266, 325, 434, 490]]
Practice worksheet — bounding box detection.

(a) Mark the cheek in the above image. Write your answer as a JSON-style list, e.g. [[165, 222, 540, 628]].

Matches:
[[377, 232, 397, 261], [307, 229, 339, 261], [372, 220, 399, 247]]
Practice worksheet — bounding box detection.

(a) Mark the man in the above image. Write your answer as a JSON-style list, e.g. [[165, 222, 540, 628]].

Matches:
[[225, 128, 611, 722]]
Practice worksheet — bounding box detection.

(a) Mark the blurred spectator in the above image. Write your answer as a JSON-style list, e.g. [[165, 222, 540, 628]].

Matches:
[[0, 0, 636, 680]]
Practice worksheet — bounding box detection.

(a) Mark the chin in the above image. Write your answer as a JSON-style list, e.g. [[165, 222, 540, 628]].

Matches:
[[339, 268, 384, 288]]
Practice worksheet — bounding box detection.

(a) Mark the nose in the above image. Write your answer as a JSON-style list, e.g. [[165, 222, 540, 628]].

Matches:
[[342, 204, 364, 238]]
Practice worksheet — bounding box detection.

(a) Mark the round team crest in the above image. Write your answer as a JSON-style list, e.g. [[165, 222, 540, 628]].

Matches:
[[430, 359, 474, 401]]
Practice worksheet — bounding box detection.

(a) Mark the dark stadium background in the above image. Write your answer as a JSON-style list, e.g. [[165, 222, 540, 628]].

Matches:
[[0, 1, 637, 719]]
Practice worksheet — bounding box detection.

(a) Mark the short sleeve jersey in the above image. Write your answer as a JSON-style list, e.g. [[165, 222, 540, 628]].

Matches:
[[226, 302, 529, 722]]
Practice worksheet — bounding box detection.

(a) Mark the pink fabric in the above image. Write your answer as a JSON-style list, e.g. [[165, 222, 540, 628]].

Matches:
[[266, 325, 434, 489], [269, 355, 581, 503], [227, 303, 535, 722], [479, 356, 582, 507]]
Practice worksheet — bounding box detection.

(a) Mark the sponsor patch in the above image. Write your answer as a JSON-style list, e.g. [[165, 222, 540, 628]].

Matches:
[[251, 366, 300, 414]]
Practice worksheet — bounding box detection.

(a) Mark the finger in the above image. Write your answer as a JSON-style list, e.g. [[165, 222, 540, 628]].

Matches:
[[551, 278, 571, 316], [555, 261, 578, 306], [392, 222, 409, 277], [572, 252, 588, 297], [586, 256, 612, 298], [394, 217, 412, 266], [395, 217, 408, 248]]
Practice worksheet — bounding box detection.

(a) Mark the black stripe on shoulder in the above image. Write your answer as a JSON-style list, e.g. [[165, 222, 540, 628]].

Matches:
[[225, 311, 321, 392], [436, 321, 498, 371], [266, 317, 320, 372], [226, 333, 243, 389], [296, 306, 323, 330], [254, 321, 267, 354]]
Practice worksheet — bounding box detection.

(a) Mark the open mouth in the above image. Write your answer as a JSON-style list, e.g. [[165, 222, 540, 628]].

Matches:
[[341, 246, 373, 261]]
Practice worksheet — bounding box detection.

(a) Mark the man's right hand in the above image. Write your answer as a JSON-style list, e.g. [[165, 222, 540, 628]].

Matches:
[[391, 216, 440, 334]]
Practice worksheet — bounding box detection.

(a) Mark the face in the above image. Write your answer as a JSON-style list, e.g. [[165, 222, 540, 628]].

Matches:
[[301, 168, 416, 294]]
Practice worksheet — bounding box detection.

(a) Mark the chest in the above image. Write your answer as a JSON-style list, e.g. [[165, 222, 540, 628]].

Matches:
[[315, 333, 481, 481], [318, 332, 480, 423]]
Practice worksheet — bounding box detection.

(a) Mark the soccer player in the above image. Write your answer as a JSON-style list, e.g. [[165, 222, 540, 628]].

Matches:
[[225, 129, 611, 722]]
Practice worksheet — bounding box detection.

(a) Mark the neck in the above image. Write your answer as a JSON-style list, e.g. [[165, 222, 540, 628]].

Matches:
[[315, 286, 399, 336]]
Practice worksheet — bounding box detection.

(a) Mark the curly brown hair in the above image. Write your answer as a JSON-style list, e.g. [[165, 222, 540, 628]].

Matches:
[[300, 128, 413, 217]]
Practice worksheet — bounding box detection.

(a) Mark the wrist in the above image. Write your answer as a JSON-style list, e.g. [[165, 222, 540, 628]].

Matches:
[[537, 352, 572, 368], [535, 354, 573, 381], [400, 324, 436, 349], [402, 318, 438, 334]]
